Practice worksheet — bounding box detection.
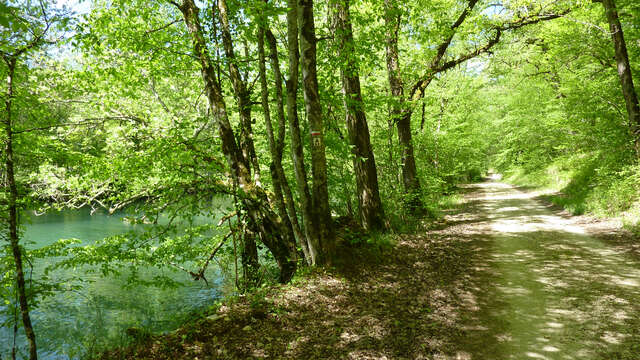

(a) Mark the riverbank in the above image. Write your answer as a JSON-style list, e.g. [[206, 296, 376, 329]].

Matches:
[[99, 194, 474, 359], [100, 181, 640, 359]]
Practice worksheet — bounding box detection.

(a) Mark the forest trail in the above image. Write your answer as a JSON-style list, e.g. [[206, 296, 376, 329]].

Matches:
[[114, 180, 640, 360], [446, 180, 640, 359]]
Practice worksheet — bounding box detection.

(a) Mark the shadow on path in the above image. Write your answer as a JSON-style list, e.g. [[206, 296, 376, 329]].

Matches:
[[451, 182, 640, 360]]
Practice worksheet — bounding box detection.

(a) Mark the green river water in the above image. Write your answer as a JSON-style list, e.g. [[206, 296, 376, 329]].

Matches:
[[1, 209, 223, 360]]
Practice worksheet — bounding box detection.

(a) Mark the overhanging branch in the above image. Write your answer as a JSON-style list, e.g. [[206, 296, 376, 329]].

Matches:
[[409, 9, 570, 101]]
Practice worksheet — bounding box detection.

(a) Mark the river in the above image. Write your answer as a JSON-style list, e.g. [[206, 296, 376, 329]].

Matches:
[[1, 209, 226, 360]]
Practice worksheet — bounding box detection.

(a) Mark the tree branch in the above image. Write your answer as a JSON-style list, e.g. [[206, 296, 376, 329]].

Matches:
[[14, 116, 146, 134], [409, 0, 479, 99], [145, 18, 183, 34], [410, 10, 569, 100]]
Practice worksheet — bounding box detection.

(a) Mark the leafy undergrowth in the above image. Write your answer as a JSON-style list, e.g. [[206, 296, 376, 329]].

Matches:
[[503, 152, 640, 232], [98, 192, 487, 360]]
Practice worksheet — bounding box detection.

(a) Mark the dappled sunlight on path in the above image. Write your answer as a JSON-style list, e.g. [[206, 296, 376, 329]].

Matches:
[[451, 181, 640, 360]]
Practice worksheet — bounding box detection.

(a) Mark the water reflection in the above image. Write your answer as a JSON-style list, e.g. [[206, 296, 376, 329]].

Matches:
[[1, 209, 223, 360]]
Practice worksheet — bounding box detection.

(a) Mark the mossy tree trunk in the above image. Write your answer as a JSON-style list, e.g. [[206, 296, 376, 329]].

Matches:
[[176, 0, 297, 283], [333, 0, 386, 231], [600, 0, 640, 155]]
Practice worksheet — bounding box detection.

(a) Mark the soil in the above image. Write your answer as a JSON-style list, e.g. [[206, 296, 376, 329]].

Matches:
[[104, 181, 640, 359]]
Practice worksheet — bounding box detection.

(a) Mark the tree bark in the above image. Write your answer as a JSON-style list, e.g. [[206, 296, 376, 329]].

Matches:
[[177, 0, 296, 283], [257, 23, 306, 263], [215, 0, 260, 283], [298, 0, 334, 263], [3, 58, 38, 360], [284, 0, 321, 265], [263, 26, 311, 263], [601, 0, 640, 155], [383, 0, 422, 208], [333, 0, 386, 231]]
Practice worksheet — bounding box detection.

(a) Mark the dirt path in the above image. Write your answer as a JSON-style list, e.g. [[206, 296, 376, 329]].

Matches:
[[115, 181, 640, 360], [449, 181, 640, 359]]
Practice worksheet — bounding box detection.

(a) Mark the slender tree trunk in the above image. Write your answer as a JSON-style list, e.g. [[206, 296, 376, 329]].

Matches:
[[214, 0, 261, 283], [239, 229, 258, 285], [397, 111, 420, 196], [216, 0, 260, 178], [177, 0, 296, 283], [298, 0, 334, 263], [601, 0, 640, 155], [285, 0, 322, 265], [383, 0, 422, 208], [387, 106, 394, 171], [434, 99, 444, 172], [333, 0, 386, 231], [261, 25, 311, 263], [257, 24, 306, 263], [3, 58, 38, 360], [420, 102, 426, 131]]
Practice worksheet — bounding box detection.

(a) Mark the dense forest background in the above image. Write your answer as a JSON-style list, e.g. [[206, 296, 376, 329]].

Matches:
[[1, 0, 639, 358]]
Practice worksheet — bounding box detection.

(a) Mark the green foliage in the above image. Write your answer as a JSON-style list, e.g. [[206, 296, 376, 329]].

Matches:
[[484, 0, 640, 223]]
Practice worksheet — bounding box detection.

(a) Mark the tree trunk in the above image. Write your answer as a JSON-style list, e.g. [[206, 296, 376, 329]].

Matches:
[[3, 58, 38, 360], [383, 0, 422, 208], [257, 24, 306, 263], [285, 0, 322, 265], [298, 0, 334, 263], [177, 0, 296, 283], [215, 0, 261, 283], [262, 26, 311, 263], [601, 0, 640, 155], [239, 227, 259, 286], [396, 110, 421, 204], [216, 0, 260, 178], [433, 98, 445, 172], [333, 0, 386, 231]]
